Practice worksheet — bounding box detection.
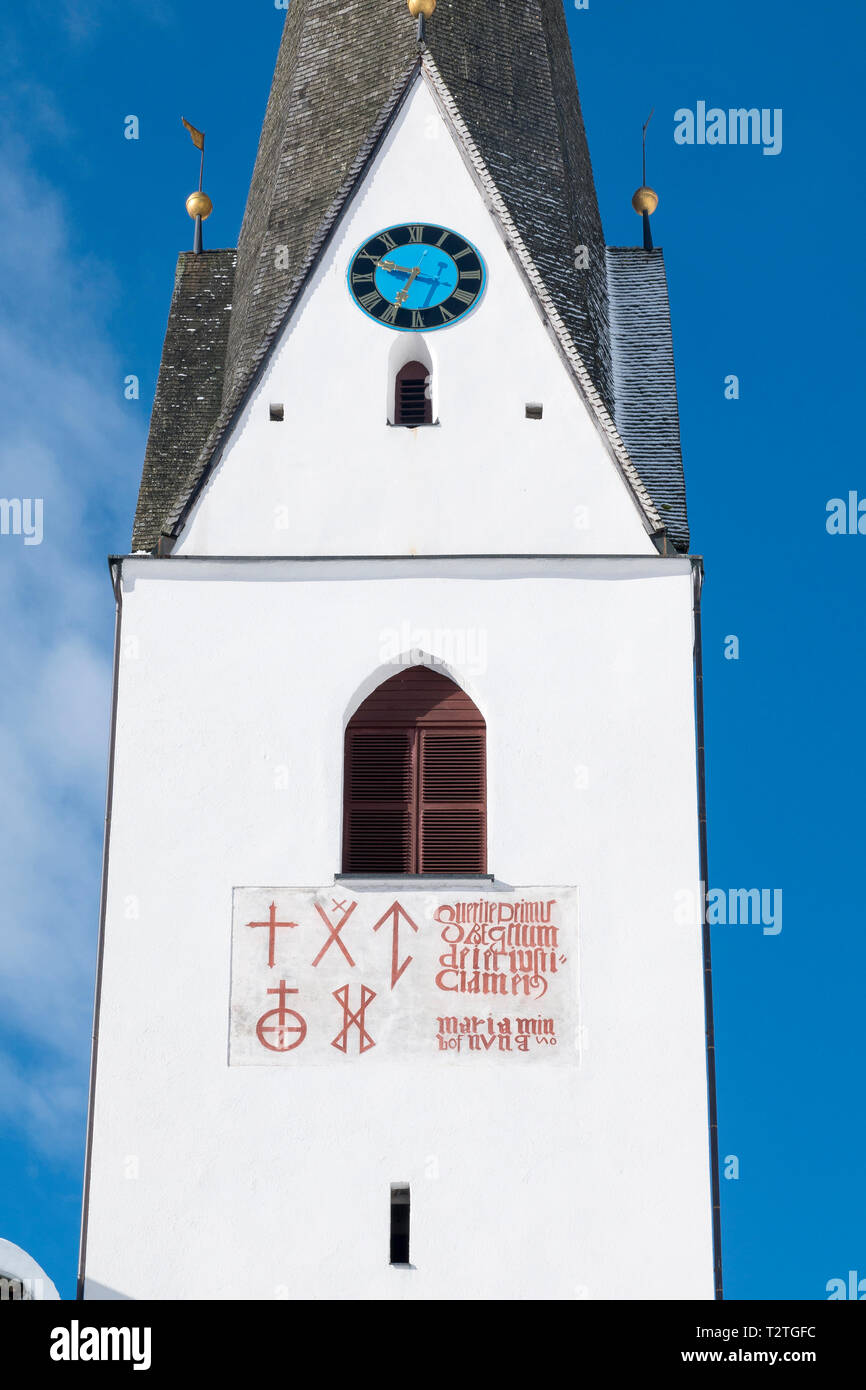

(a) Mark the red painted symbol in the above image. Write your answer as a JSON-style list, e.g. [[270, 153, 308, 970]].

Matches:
[[372, 900, 420, 989], [247, 901, 297, 968], [311, 900, 358, 968], [331, 983, 376, 1054], [256, 980, 307, 1052]]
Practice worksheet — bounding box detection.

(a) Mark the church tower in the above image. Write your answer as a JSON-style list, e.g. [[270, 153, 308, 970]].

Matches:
[[79, 0, 720, 1300]]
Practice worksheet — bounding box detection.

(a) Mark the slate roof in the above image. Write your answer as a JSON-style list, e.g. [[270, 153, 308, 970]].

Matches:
[[132, 1, 690, 553], [133, 251, 235, 552], [221, 0, 611, 418], [606, 248, 689, 553]]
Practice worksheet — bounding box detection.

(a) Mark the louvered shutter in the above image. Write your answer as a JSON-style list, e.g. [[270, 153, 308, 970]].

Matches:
[[395, 361, 432, 426], [343, 667, 486, 874], [343, 728, 415, 872], [418, 729, 486, 873]]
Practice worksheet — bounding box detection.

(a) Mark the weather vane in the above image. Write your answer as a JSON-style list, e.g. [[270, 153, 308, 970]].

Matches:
[[631, 108, 659, 251], [182, 117, 213, 255]]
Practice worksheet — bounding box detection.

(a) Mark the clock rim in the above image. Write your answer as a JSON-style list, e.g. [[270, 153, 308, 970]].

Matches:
[[346, 221, 487, 333]]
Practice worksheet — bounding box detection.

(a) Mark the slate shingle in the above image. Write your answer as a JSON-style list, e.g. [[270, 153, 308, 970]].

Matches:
[[606, 247, 689, 553], [132, 251, 235, 552]]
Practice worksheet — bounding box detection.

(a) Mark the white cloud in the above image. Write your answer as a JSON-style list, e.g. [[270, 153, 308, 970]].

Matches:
[[0, 143, 144, 1156]]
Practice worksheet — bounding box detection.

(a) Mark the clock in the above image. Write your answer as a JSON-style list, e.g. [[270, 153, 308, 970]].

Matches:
[[347, 223, 486, 332]]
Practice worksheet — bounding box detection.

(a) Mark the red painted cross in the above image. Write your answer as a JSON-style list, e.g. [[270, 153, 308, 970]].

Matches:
[[256, 980, 307, 1052], [311, 900, 358, 968], [247, 901, 297, 968], [372, 900, 420, 989]]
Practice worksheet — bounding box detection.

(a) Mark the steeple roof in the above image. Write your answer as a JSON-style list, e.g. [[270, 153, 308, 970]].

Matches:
[[133, 1, 690, 554], [222, 0, 611, 421]]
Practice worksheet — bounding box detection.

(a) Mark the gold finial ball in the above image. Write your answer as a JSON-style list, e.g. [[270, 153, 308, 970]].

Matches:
[[408, 0, 436, 18], [186, 191, 213, 220], [632, 185, 659, 216]]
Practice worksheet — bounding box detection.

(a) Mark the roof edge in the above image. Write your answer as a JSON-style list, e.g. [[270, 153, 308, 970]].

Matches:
[[161, 57, 423, 545], [162, 53, 667, 554]]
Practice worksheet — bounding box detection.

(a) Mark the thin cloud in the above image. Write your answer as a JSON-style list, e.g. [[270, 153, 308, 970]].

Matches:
[[0, 142, 144, 1157]]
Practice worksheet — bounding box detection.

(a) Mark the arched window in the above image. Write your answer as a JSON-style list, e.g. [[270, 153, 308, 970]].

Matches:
[[343, 666, 486, 874], [394, 361, 433, 426]]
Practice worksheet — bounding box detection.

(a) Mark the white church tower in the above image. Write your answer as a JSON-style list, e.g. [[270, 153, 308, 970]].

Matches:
[[79, 0, 721, 1300]]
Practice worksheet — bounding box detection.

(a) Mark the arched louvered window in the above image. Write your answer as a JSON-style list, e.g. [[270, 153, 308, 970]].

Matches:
[[343, 666, 486, 874], [394, 361, 433, 427]]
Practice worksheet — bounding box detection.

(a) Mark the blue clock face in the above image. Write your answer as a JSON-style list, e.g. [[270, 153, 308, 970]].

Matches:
[[347, 223, 486, 331]]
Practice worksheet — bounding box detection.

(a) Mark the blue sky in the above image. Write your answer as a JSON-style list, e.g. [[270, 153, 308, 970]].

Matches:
[[0, 0, 863, 1300]]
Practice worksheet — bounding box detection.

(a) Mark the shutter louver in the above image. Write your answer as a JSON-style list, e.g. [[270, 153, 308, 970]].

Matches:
[[343, 729, 414, 873], [419, 731, 486, 873], [343, 668, 486, 874], [395, 361, 432, 426]]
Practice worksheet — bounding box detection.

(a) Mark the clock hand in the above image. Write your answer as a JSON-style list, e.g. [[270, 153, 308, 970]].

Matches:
[[376, 257, 442, 284], [395, 251, 430, 306], [395, 264, 422, 306]]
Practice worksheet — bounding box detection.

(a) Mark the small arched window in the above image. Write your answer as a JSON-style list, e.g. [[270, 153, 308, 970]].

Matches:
[[343, 666, 486, 874], [394, 361, 433, 427]]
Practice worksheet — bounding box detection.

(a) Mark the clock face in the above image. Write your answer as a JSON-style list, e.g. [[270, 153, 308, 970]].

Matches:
[[347, 223, 486, 332]]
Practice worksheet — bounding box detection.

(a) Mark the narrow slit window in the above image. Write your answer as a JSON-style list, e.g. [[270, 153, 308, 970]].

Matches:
[[395, 361, 432, 426], [390, 1184, 410, 1265]]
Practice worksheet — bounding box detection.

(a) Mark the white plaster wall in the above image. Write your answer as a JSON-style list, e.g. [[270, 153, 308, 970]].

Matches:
[[174, 77, 655, 559], [83, 556, 714, 1300]]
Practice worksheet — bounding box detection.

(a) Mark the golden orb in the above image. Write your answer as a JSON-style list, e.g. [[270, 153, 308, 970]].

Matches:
[[631, 185, 659, 216], [408, 0, 437, 18], [186, 191, 213, 220]]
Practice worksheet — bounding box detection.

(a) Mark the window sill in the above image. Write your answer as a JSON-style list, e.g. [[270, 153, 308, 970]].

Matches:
[[386, 420, 441, 428], [336, 873, 495, 886]]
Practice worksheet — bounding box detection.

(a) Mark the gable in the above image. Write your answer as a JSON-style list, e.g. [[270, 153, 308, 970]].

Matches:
[[221, 0, 613, 435], [172, 76, 657, 559]]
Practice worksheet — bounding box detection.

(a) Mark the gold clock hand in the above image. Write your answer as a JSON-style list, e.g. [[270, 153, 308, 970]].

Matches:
[[395, 265, 421, 306]]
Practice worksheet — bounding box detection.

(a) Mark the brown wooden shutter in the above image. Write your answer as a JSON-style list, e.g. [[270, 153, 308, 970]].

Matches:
[[343, 728, 414, 873], [343, 667, 486, 874], [418, 729, 486, 873], [394, 361, 432, 426]]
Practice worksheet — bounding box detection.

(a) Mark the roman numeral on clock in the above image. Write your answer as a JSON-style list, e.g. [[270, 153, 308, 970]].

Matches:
[[452, 288, 475, 306], [358, 290, 382, 311], [381, 302, 400, 325], [410, 311, 425, 329], [378, 232, 397, 251], [408, 226, 425, 243]]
